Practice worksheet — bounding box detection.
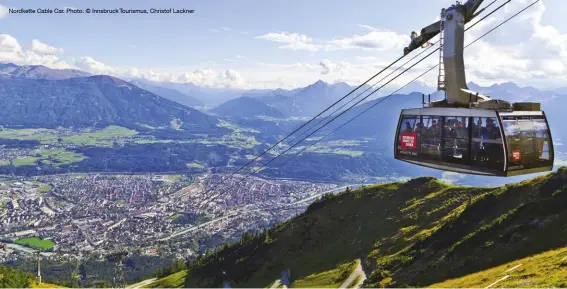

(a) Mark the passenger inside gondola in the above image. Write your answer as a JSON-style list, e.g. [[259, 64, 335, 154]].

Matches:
[[475, 117, 504, 169], [482, 118, 500, 140], [421, 117, 442, 157], [404, 121, 413, 132], [441, 117, 469, 163]]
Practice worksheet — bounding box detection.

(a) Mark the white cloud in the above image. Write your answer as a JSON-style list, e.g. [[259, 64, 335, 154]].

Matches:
[[0, 4, 8, 19], [249, 1, 565, 89], [357, 24, 379, 31], [255, 32, 321, 52], [0, 34, 72, 69], [31, 39, 64, 55], [224, 54, 247, 63], [0, 34, 22, 54], [175, 68, 247, 88], [326, 30, 409, 51], [68, 56, 249, 88], [222, 69, 245, 87], [319, 59, 351, 76], [209, 27, 242, 34], [2, 0, 566, 92], [319, 59, 333, 75], [257, 62, 319, 70], [256, 29, 409, 52], [460, 0, 567, 88], [74, 56, 115, 75]]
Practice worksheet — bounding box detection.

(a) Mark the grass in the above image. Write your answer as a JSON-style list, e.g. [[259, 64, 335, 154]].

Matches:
[[38, 185, 52, 193], [182, 167, 567, 288], [33, 149, 86, 166], [217, 120, 260, 134], [186, 162, 204, 169], [6, 149, 86, 167], [428, 246, 567, 288], [0, 128, 58, 144], [144, 270, 187, 288], [164, 175, 182, 182], [12, 156, 40, 167], [297, 139, 367, 157], [61, 125, 138, 146], [15, 237, 55, 251], [31, 282, 67, 288], [0, 126, 138, 146], [290, 260, 358, 288], [251, 166, 266, 172], [216, 120, 261, 149]]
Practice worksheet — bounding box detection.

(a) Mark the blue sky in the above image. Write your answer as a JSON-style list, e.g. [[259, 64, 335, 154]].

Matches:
[[1, 0, 566, 89]]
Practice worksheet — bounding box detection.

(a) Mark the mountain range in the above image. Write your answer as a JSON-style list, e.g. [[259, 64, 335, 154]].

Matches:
[[0, 63, 91, 80], [0, 69, 222, 134], [129, 79, 204, 108], [0, 62, 565, 184]]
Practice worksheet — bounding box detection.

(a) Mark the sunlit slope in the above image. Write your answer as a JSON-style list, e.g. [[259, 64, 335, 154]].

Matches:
[[141, 270, 187, 288], [428, 246, 567, 288], [0, 265, 66, 288], [31, 282, 67, 288], [181, 167, 567, 288]]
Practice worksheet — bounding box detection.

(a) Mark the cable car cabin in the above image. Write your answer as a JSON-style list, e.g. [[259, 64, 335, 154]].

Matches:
[[394, 107, 554, 176]]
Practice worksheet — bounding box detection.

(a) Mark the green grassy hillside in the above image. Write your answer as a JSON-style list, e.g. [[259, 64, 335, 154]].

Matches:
[[0, 265, 33, 287], [143, 270, 187, 288], [0, 264, 65, 288], [182, 167, 567, 288], [428, 246, 567, 288]]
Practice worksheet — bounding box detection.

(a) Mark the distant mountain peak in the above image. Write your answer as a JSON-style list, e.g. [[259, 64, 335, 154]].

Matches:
[[492, 81, 520, 89], [314, 79, 327, 85], [0, 62, 91, 80], [0, 62, 19, 69]]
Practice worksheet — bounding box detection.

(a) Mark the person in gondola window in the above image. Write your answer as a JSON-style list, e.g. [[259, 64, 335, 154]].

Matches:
[[482, 119, 500, 140], [481, 118, 503, 167], [404, 121, 413, 132]]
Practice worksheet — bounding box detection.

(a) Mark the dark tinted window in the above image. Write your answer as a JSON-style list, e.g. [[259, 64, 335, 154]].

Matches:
[[502, 115, 552, 169], [442, 116, 470, 164], [421, 116, 442, 157], [397, 115, 419, 152], [533, 119, 551, 160], [472, 117, 504, 170]]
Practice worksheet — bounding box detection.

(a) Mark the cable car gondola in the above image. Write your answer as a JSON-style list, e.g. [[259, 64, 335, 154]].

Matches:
[[394, 0, 554, 177]]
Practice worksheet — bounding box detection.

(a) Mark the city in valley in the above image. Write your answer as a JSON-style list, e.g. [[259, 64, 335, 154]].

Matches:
[[0, 172, 358, 263]]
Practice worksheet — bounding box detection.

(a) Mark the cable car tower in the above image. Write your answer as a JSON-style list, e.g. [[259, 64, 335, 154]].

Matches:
[[395, 0, 554, 177], [106, 251, 128, 288], [437, 9, 447, 94]]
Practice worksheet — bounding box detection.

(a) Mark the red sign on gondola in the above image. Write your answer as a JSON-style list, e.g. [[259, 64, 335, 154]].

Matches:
[[399, 132, 417, 150], [512, 148, 521, 162]]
